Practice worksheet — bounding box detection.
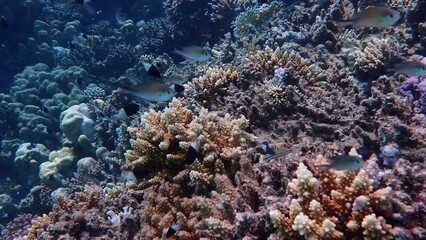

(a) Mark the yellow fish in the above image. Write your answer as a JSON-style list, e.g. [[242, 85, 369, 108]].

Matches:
[[337, 7, 401, 28]]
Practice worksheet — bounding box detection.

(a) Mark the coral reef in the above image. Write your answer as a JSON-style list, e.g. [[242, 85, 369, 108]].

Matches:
[[24, 185, 141, 239], [247, 46, 325, 86], [1, 0, 426, 239], [124, 98, 251, 174], [269, 157, 394, 239], [163, 0, 255, 45], [348, 36, 402, 80], [185, 66, 238, 105]]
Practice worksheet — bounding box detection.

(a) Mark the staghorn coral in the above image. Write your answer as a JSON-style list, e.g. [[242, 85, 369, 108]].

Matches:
[[185, 66, 238, 105], [269, 156, 396, 240]]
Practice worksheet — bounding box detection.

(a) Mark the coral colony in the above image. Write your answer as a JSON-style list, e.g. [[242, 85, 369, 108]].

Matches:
[[0, 0, 425, 239]]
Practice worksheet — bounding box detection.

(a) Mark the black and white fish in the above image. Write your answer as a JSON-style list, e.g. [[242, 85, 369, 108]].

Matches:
[[117, 83, 184, 102], [111, 103, 140, 121]]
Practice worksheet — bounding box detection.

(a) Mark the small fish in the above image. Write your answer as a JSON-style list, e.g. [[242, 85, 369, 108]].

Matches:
[[260, 142, 291, 162], [389, 61, 426, 76], [166, 223, 181, 237], [317, 155, 365, 171], [117, 83, 184, 102], [42, 104, 50, 114], [262, 149, 291, 162], [260, 141, 276, 155], [45, 127, 53, 135], [1, 16, 8, 28], [184, 139, 200, 164], [75, 0, 90, 4], [75, 78, 84, 88], [166, 75, 188, 85], [142, 61, 162, 78], [115, 8, 127, 25], [68, 41, 76, 50], [111, 103, 140, 121], [337, 7, 401, 28], [148, 64, 162, 78], [174, 46, 211, 61]]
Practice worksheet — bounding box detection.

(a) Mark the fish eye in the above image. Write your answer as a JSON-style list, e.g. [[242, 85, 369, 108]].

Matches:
[[356, 160, 360, 164], [389, 14, 394, 18]]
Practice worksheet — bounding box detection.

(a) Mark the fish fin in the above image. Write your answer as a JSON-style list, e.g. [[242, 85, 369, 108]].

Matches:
[[335, 20, 354, 26]]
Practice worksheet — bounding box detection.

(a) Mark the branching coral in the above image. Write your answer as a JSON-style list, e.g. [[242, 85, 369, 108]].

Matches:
[[247, 46, 325, 86], [185, 67, 238, 104], [233, 2, 283, 39], [269, 157, 394, 240], [348, 36, 401, 80], [25, 185, 141, 239], [124, 98, 252, 174]]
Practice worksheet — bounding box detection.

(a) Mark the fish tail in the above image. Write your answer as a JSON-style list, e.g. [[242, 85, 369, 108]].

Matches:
[[117, 87, 132, 95], [173, 49, 181, 55], [316, 164, 331, 170], [336, 20, 354, 26], [386, 67, 395, 73]]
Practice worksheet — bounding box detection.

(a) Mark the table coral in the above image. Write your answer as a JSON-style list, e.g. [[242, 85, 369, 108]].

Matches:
[[269, 158, 395, 240]]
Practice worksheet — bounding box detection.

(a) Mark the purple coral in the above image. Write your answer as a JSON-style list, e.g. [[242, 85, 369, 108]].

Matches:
[[1, 213, 34, 240]]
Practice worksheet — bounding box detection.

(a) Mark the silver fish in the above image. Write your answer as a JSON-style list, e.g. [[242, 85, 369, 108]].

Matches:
[[317, 155, 365, 171], [337, 7, 401, 28], [174, 46, 211, 61], [390, 61, 426, 76], [117, 83, 184, 102]]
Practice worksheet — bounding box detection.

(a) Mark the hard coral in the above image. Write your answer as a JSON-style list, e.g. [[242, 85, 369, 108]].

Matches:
[[185, 66, 238, 105], [247, 46, 324, 86], [164, 0, 253, 44], [25, 185, 141, 239], [349, 36, 401, 80], [269, 156, 395, 240], [125, 98, 252, 174]]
